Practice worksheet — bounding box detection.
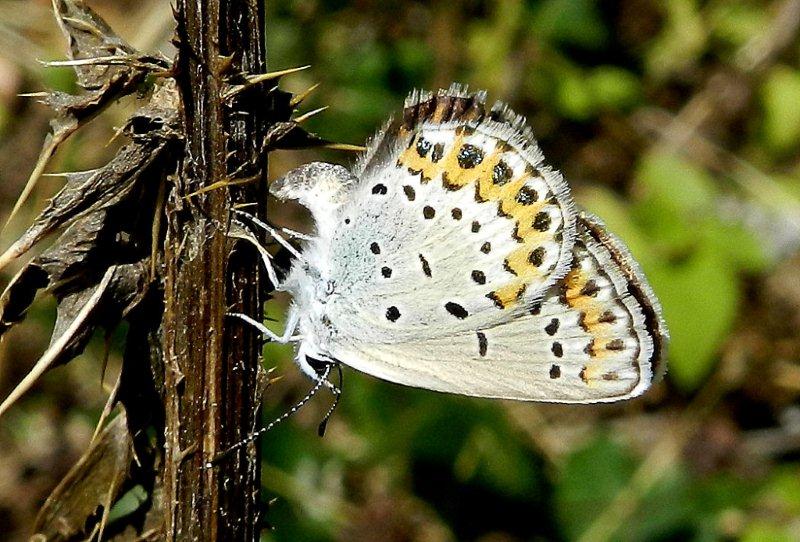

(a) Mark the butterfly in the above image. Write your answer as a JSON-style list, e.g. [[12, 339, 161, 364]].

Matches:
[[240, 84, 668, 405]]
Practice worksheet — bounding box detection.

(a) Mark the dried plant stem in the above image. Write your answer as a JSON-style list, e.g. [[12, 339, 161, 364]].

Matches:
[[162, 1, 272, 539]]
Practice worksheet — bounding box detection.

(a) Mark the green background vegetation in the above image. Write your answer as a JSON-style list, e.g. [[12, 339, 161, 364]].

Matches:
[[1, 0, 800, 540]]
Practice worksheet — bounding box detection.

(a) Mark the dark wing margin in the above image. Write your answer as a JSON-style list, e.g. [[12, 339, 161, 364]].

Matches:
[[354, 84, 494, 178], [578, 212, 669, 382]]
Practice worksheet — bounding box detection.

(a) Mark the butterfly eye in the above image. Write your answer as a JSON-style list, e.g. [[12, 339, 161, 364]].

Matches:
[[305, 355, 330, 376]]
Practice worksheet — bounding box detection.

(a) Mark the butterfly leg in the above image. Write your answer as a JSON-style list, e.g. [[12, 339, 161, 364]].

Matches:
[[277, 225, 312, 241], [228, 218, 284, 290], [232, 209, 303, 260], [228, 309, 300, 344]]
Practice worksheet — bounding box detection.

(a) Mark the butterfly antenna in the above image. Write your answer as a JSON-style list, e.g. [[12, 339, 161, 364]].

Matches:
[[317, 362, 343, 437], [206, 363, 332, 468]]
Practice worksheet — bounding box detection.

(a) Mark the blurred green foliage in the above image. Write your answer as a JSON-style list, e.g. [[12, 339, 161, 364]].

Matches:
[[1, 0, 800, 541]]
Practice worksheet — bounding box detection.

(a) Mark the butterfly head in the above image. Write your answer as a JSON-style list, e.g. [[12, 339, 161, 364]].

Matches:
[[271, 162, 356, 226]]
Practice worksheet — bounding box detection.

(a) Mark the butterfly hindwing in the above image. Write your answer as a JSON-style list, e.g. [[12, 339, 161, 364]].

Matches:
[[328, 212, 667, 402]]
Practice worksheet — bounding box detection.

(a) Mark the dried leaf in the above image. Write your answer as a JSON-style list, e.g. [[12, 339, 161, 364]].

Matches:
[[0, 267, 115, 418], [0, 208, 109, 337], [262, 121, 335, 150], [4, 0, 172, 231], [32, 408, 134, 542], [0, 258, 148, 418], [0, 82, 180, 271], [52, 0, 135, 90]]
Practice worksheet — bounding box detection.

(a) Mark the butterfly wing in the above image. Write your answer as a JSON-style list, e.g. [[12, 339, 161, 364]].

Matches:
[[328, 213, 668, 402], [281, 86, 667, 402], [323, 86, 577, 338]]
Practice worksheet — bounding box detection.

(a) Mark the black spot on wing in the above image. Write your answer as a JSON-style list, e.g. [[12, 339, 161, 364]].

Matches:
[[431, 142, 445, 163], [416, 136, 432, 157], [386, 306, 400, 322], [457, 144, 484, 169], [515, 186, 538, 205], [419, 254, 432, 277], [477, 331, 487, 357], [445, 302, 469, 319], [528, 246, 545, 266], [606, 338, 625, 351], [598, 310, 617, 324], [492, 160, 512, 186], [580, 280, 600, 297], [533, 211, 551, 232]]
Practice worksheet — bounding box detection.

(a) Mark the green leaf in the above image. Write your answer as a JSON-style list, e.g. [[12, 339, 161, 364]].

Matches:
[[760, 65, 800, 155], [531, 0, 609, 50], [555, 437, 636, 539], [587, 66, 643, 111], [394, 38, 434, 84], [741, 521, 795, 542], [703, 219, 769, 274], [756, 465, 800, 516], [632, 152, 718, 252], [645, 0, 706, 79], [635, 152, 718, 216], [555, 70, 596, 121], [454, 425, 540, 499], [648, 244, 740, 391], [556, 437, 696, 540], [709, 3, 770, 49]]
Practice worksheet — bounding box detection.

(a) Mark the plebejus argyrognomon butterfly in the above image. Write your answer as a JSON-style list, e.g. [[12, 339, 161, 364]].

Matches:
[[237, 84, 668, 405]]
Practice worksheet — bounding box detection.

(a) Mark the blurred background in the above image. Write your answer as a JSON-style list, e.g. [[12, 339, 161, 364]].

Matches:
[[2, 0, 800, 540]]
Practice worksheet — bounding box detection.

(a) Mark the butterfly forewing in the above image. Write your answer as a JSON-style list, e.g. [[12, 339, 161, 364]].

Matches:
[[327, 86, 577, 338]]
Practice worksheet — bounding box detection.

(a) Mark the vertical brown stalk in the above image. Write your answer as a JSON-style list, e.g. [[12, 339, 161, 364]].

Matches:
[[163, 1, 270, 539]]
